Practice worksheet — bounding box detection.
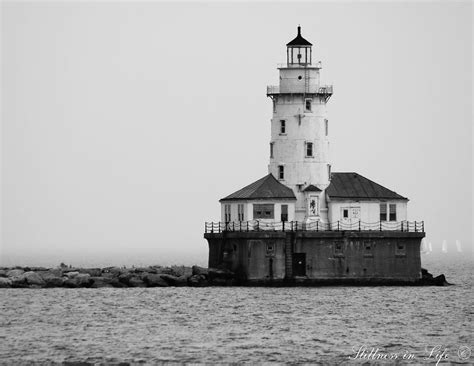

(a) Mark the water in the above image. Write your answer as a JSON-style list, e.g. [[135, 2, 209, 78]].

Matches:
[[1, 256, 472, 365]]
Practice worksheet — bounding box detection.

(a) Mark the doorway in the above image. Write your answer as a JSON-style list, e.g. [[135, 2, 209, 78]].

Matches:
[[293, 253, 306, 276]]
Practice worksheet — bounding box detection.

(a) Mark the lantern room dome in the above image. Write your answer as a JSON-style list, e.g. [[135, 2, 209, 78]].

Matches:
[[286, 26, 312, 47]]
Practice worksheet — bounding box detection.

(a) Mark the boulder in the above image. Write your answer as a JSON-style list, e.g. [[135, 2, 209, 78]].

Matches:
[[90, 276, 125, 288], [90, 277, 115, 288], [7, 269, 24, 278], [188, 274, 209, 287], [143, 273, 169, 287], [137, 267, 158, 274], [0, 277, 12, 288], [29, 267, 48, 272], [76, 273, 93, 287], [10, 274, 28, 288], [101, 267, 123, 277], [23, 271, 46, 286], [433, 274, 450, 286], [421, 268, 433, 279], [62, 268, 80, 274], [44, 276, 65, 288], [37, 271, 64, 287], [63, 277, 79, 288], [160, 274, 187, 287], [128, 276, 146, 287], [208, 268, 234, 280], [170, 266, 193, 278], [79, 268, 102, 277], [65, 271, 80, 279], [118, 272, 133, 285], [192, 265, 208, 277]]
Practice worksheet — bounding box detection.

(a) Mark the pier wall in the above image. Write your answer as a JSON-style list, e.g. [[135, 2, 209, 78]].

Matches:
[[204, 231, 424, 284]]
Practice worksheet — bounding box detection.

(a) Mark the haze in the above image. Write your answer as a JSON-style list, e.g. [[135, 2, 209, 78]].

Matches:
[[1, 2, 472, 267]]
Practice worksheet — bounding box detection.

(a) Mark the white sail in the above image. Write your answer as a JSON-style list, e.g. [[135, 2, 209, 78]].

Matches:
[[428, 242, 433, 252], [442, 240, 448, 253], [421, 238, 429, 254], [456, 240, 462, 253]]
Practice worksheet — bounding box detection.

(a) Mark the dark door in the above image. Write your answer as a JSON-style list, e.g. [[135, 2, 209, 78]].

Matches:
[[293, 253, 306, 276]]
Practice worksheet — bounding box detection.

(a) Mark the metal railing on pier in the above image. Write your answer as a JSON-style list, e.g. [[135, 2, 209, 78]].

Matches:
[[205, 220, 424, 234]]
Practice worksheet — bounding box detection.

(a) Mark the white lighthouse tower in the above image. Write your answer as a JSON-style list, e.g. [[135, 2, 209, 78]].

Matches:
[[267, 26, 333, 223]]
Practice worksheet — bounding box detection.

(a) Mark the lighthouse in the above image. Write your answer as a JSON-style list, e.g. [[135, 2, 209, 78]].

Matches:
[[204, 27, 425, 284], [267, 26, 333, 224]]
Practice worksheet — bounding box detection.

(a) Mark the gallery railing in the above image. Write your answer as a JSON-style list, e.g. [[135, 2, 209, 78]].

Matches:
[[204, 220, 424, 234], [266, 85, 333, 95]]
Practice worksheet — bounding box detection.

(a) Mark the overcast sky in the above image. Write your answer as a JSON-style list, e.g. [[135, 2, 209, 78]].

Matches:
[[1, 1, 472, 267]]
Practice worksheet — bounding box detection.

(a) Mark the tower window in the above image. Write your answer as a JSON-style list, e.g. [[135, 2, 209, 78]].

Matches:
[[306, 142, 313, 157], [280, 120, 286, 134], [327, 164, 331, 180], [305, 98, 312, 112], [273, 99, 276, 113], [325, 119, 328, 136], [278, 165, 284, 180], [298, 75, 302, 80], [270, 142, 274, 158]]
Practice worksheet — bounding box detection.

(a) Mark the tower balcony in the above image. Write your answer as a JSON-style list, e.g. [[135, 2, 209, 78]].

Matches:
[[277, 61, 322, 69], [266, 85, 333, 98]]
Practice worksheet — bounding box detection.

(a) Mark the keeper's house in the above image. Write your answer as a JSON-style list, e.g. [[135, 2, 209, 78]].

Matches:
[[204, 27, 425, 285]]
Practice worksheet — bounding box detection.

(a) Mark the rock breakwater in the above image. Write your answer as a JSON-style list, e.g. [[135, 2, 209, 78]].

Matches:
[[0, 265, 234, 288], [0, 265, 449, 288]]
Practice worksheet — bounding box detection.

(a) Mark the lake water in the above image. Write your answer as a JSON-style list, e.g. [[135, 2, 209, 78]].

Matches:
[[1, 256, 472, 365]]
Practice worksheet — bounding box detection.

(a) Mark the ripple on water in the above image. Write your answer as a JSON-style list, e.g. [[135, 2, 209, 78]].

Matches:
[[0, 259, 473, 364]]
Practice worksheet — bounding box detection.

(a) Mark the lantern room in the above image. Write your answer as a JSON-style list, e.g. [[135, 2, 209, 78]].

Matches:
[[286, 26, 313, 66]]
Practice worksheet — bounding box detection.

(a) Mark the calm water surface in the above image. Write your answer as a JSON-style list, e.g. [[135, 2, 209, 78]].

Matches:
[[1, 256, 472, 365]]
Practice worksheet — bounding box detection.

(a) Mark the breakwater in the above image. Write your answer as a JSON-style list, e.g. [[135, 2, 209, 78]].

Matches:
[[0, 265, 230, 288], [0, 265, 449, 288]]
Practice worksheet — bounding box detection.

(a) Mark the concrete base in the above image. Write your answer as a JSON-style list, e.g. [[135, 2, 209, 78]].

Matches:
[[204, 230, 425, 284]]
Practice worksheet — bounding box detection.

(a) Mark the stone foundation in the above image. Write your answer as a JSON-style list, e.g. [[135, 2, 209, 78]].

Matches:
[[205, 231, 425, 284]]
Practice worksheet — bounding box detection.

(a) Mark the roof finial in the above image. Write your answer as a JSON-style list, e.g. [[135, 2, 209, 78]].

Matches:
[[297, 25, 301, 36]]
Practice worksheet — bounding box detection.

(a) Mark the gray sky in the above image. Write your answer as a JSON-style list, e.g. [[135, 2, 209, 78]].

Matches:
[[1, 1, 472, 267]]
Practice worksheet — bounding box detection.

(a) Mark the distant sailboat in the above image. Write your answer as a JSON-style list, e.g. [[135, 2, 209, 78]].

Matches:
[[455, 240, 462, 253], [441, 240, 448, 253], [428, 242, 433, 253], [421, 238, 430, 254]]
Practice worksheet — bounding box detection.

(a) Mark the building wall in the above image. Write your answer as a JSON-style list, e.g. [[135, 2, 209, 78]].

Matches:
[[328, 200, 408, 226], [205, 231, 423, 283], [220, 200, 296, 223], [279, 66, 321, 93]]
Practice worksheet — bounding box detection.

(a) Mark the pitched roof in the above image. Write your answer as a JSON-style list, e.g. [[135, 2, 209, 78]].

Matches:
[[303, 184, 322, 192], [326, 172, 408, 201], [220, 174, 296, 202], [286, 26, 313, 47]]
